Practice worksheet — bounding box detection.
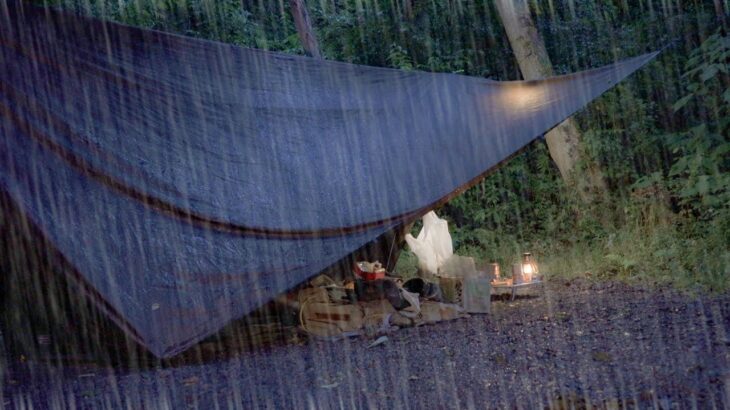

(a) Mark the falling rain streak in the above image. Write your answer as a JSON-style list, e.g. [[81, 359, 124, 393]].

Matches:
[[0, 0, 728, 408]]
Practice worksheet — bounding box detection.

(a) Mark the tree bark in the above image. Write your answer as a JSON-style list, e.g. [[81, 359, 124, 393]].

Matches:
[[403, 0, 414, 19], [289, 0, 322, 59], [714, 0, 727, 28], [495, 0, 607, 201]]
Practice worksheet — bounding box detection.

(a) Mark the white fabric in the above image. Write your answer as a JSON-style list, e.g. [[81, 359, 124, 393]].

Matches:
[[405, 211, 454, 275]]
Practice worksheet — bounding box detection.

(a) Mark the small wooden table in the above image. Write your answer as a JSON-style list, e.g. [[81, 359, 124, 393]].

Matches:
[[491, 279, 543, 301]]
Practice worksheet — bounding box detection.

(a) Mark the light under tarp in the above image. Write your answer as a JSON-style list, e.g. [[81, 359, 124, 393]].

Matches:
[[0, 1, 658, 357]]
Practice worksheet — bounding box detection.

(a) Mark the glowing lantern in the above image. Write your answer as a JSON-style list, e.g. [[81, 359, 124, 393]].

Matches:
[[521, 252, 538, 282], [512, 253, 539, 284]]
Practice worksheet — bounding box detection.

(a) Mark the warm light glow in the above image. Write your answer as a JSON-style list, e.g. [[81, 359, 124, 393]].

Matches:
[[522, 263, 534, 275], [520, 252, 538, 283], [502, 84, 550, 109]]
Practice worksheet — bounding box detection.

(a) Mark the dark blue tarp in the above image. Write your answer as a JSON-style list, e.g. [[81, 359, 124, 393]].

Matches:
[[0, 0, 658, 357]]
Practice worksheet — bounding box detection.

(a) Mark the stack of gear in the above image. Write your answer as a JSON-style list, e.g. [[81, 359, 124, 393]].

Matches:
[[298, 284, 363, 339], [437, 256, 492, 314], [402, 278, 443, 301], [353, 261, 387, 281], [406, 212, 492, 314], [299, 267, 465, 339]]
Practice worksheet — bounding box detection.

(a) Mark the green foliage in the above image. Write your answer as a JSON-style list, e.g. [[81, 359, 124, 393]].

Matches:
[[40, 0, 263, 46], [386, 44, 414, 70], [540, 208, 729, 292], [542, 31, 730, 292], [402, 24, 729, 292], [662, 31, 729, 212]]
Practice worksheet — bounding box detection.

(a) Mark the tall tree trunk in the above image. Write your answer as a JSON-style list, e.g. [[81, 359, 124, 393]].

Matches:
[[714, 0, 727, 28], [289, 0, 322, 59], [403, 0, 414, 20], [495, 0, 607, 201]]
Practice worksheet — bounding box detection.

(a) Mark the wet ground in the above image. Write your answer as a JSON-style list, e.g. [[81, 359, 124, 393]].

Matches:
[[2, 279, 729, 409]]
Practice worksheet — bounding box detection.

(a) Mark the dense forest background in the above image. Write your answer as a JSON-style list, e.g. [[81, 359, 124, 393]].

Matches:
[[39, 0, 729, 290]]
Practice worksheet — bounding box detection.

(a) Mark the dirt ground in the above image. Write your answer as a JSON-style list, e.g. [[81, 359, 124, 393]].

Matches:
[[3, 278, 729, 409]]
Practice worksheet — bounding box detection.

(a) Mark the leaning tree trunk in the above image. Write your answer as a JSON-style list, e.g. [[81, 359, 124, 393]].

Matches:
[[495, 0, 608, 202], [289, 0, 322, 59]]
